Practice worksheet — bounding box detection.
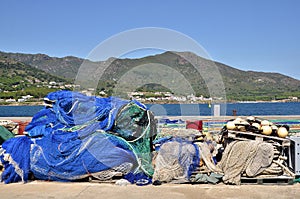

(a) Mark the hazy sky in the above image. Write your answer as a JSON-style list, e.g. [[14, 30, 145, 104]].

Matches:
[[1, 0, 299, 80]]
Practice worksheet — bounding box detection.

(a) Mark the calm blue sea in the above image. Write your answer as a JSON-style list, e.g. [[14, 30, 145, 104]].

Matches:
[[0, 102, 300, 117]]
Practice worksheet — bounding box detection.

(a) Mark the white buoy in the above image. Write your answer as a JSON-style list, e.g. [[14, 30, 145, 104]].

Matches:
[[252, 123, 261, 130], [247, 116, 255, 121], [261, 120, 270, 126], [261, 126, 272, 135], [234, 118, 243, 124], [226, 121, 236, 130], [278, 127, 288, 138], [241, 121, 250, 126]]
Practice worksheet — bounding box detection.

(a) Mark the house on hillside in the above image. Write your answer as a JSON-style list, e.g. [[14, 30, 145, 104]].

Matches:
[[5, 99, 16, 103]]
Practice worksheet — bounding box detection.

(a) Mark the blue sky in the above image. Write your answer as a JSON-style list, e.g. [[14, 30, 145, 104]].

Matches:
[[1, 0, 300, 80]]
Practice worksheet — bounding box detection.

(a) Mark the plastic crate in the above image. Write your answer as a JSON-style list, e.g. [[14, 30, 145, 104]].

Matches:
[[288, 136, 300, 176], [186, 120, 203, 131]]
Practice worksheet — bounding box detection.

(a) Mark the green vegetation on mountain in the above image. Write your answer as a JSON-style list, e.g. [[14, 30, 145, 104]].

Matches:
[[98, 51, 300, 101], [0, 56, 70, 100], [0, 51, 299, 101]]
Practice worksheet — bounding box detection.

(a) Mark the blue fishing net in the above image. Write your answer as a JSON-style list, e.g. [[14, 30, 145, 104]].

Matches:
[[1, 90, 156, 183], [25, 91, 128, 137], [0, 136, 32, 183], [30, 131, 139, 181]]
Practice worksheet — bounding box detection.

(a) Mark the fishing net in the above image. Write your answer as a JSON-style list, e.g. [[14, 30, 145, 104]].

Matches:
[[30, 131, 139, 181], [112, 102, 157, 176], [91, 162, 133, 181], [0, 136, 32, 183], [0, 126, 15, 145], [1, 90, 156, 183], [152, 138, 200, 183], [217, 140, 274, 185]]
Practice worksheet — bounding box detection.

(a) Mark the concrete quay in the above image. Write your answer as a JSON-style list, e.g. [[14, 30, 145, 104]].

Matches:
[[1, 181, 300, 199]]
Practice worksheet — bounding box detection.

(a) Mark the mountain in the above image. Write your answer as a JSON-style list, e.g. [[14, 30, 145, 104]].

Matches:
[[0, 51, 299, 101], [0, 55, 70, 99], [0, 51, 83, 79]]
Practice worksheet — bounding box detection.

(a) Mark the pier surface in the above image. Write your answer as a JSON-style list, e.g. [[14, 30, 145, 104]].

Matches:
[[1, 181, 300, 199]]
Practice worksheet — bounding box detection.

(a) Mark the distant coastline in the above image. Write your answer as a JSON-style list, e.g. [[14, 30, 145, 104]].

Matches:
[[0, 101, 44, 106], [0, 99, 299, 106]]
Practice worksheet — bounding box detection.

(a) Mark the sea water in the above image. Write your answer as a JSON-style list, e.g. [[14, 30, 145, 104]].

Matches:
[[0, 102, 300, 117], [147, 102, 300, 116]]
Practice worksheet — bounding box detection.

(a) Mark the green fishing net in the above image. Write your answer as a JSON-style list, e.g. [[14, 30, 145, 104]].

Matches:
[[113, 102, 157, 176]]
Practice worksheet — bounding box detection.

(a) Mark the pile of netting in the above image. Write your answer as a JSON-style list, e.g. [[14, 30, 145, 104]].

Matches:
[[0, 90, 156, 184], [152, 138, 200, 184], [217, 140, 274, 185]]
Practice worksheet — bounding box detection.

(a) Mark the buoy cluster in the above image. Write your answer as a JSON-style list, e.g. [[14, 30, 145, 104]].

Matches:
[[225, 116, 289, 138]]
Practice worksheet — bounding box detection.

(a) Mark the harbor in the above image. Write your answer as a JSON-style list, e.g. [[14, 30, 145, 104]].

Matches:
[[1, 91, 300, 199]]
